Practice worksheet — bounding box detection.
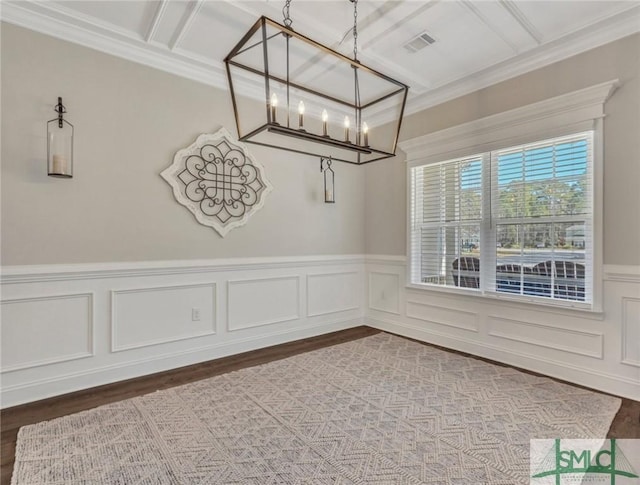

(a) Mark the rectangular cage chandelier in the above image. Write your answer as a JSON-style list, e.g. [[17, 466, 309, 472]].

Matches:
[[224, 7, 409, 165]]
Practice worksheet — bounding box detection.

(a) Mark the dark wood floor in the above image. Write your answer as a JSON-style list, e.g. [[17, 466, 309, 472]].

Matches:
[[2, 326, 638, 485]]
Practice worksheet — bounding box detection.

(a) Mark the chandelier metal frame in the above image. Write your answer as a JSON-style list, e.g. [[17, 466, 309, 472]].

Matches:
[[224, 4, 409, 165]]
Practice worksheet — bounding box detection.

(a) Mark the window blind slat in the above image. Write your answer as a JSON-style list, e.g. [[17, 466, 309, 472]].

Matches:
[[490, 132, 593, 303], [410, 131, 593, 306], [411, 156, 483, 287]]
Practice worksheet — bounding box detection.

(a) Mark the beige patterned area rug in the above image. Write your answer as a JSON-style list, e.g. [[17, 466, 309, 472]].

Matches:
[[13, 333, 621, 484]]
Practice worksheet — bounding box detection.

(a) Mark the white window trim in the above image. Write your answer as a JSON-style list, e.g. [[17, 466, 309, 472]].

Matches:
[[401, 80, 619, 313]]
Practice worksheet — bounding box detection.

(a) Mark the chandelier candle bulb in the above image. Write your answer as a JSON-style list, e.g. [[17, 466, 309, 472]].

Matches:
[[344, 116, 350, 142], [322, 109, 328, 137], [270, 93, 278, 124], [362, 122, 369, 146], [298, 101, 305, 129]]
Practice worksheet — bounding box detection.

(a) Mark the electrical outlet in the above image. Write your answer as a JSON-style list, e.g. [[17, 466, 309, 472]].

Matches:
[[191, 308, 201, 321]]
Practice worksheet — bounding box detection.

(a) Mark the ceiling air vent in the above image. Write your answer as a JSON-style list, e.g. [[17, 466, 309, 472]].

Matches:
[[403, 32, 436, 53]]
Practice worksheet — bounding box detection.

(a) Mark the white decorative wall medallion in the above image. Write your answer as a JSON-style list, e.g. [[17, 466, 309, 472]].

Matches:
[[161, 128, 272, 237]]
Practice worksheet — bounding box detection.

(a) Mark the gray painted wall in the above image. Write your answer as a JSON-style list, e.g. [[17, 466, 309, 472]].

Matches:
[[365, 33, 640, 265], [2, 24, 638, 267], [1, 24, 365, 265]]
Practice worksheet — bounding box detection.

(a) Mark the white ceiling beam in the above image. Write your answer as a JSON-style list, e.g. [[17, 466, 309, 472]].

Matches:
[[405, 5, 639, 117], [168, 0, 204, 51], [145, 0, 168, 43], [360, 0, 439, 50], [3, 0, 638, 121], [258, 0, 430, 91], [339, 0, 408, 49], [219, 0, 271, 21], [499, 0, 543, 45], [459, 0, 520, 54]]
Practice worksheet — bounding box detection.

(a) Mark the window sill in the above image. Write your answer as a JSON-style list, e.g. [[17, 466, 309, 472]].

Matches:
[[405, 282, 604, 320]]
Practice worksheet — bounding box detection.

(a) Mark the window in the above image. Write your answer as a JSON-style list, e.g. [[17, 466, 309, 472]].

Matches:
[[410, 132, 593, 307]]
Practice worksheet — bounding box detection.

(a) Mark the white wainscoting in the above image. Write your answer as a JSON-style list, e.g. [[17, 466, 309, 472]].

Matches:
[[622, 297, 640, 367], [406, 300, 479, 333], [111, 283, 216, 352], [365, 256, 640, 401], [487, 316, 603, 359], [369, 272, 400, 315], [306, 271, 361, 317], [227, 276, 300, 331], [0, 256, 365, 408], [1, 293, 94, 372], [2, 255, 637, 407]]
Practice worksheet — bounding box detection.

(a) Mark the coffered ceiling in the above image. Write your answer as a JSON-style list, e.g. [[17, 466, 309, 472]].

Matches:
[[2, 0, 639, 116]]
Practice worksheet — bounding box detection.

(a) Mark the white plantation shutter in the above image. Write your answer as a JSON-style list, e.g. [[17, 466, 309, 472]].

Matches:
[[410, 131, 593, 306]]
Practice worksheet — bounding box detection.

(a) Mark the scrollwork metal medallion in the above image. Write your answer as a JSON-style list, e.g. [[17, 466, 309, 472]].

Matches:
[[161, 128, 272, 237]]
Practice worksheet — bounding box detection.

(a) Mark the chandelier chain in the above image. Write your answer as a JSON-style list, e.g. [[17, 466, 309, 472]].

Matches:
[[283, 0, 293, 28], [352, 0, 358, 61]]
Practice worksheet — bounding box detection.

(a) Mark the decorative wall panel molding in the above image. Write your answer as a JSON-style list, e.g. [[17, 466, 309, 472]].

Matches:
[[487, 316, 604, 359], [621, 297, 640, 367], [365, 260, 640, 401], [111, 283, 216, 352], [0, 256, 364, 408], [367, 315, 640, 401], [1, 256, 637, 406], [406, 300, 479, 332], [1, 293, 93, 373], [161, 128, 272, 237], [369, 272, 401, 315], [307, 271, 361, 317], [227, 276, 300, 331]]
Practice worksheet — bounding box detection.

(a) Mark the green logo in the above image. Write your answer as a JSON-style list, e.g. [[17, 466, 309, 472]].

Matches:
[[531, 439, 638, 484]]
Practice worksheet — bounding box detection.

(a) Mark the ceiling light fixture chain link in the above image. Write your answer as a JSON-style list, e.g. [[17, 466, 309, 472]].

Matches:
[[282, 0, 293, 28], [352, 0, 358, 61]]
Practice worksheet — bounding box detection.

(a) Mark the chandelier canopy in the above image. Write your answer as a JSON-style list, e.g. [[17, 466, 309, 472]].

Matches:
[[224, 3, 409, 165]]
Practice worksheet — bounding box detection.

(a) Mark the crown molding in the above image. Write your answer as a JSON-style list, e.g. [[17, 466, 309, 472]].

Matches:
[[0, 1, 229, 90], [1, 1, 638, 119], [403, 5, 640, 117]]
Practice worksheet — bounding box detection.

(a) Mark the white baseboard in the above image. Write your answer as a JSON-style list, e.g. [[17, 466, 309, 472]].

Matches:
[[367, 317, 639, 401], [2, 317, 362, 408]]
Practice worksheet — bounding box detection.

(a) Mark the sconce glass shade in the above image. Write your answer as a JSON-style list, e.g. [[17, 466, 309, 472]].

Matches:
[[322, 158, 335, 203], [47, 116, 73, 178], [224, 17, 409, 165]]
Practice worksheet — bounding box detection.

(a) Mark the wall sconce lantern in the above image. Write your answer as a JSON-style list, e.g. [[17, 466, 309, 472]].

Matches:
[[321, 157, 335, 204], [47, 97, 73, 178]]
